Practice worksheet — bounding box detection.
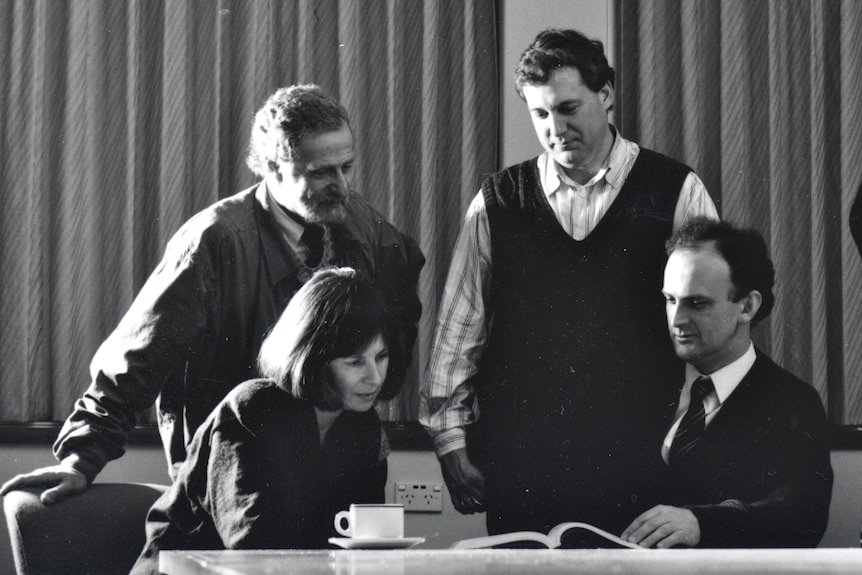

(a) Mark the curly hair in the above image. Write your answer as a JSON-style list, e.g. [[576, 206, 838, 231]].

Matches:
[[246, 84, 351, 178], [514, 28, 615, 99], [257, 267, 406, 410], [666, 217, 776, 322]]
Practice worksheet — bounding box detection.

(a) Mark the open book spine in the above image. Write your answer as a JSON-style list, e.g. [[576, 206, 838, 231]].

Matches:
[[451, 522, 642, 550], [548, 522, 641, 549]]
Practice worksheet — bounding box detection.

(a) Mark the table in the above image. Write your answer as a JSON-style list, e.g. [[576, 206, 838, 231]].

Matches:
[[160, 548, 862, 575]]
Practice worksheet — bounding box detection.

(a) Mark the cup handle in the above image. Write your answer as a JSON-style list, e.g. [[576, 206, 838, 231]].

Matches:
[[334, 511, 352, 537]]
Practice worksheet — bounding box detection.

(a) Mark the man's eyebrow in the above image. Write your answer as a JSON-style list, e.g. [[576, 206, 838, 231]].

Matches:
[[530, 99, 580, 111], [305, 158, 353, 171]]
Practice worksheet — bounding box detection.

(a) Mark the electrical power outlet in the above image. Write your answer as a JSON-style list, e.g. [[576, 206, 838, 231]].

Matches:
[[394, 482, 444, 512]]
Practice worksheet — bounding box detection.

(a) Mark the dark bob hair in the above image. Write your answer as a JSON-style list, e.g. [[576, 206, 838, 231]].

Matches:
[[257, 267, 406, 410], [666, 217, 776, 323]]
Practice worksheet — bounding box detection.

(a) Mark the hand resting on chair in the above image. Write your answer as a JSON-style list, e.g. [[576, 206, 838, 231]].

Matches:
[[1, 456, 88, 505]]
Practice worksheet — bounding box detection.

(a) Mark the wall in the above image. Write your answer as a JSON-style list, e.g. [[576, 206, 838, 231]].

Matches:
[[823, 451, 862, 548]]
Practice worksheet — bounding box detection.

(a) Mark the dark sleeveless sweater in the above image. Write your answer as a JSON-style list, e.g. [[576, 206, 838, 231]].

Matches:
[[471, 149, 690, 537]]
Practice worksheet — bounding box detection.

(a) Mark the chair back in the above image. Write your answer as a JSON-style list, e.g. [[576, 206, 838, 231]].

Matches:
[[3, 482, 168, 575]]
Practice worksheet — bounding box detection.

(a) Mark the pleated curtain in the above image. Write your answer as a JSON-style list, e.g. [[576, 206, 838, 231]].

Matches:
[[618, 0, 862, 425], [0, 0, 498, 423]]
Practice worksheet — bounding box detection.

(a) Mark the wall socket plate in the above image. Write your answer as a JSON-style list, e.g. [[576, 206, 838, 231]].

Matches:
[[394, 482, 444, 512]]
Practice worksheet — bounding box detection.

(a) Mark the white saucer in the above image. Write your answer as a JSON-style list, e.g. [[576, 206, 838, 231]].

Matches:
[[329, 536, 425, 549]]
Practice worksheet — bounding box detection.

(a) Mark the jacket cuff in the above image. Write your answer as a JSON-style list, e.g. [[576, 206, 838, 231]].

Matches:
[[60, 453, 103, 485]]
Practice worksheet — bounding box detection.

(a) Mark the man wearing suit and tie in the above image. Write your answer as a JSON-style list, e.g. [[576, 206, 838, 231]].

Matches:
[[622, 217, 833, 548]]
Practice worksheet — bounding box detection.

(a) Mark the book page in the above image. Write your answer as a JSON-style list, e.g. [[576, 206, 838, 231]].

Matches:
[[451, 531, 553, 549], [451, 522, 642, 550]]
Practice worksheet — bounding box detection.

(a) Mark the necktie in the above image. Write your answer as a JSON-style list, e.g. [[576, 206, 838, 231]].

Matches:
[[669, 376, 714, 465], [302, 225, 325, 267]]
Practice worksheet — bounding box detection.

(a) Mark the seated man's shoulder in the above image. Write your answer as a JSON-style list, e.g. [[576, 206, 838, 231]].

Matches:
[[752, 353, 827, 417]]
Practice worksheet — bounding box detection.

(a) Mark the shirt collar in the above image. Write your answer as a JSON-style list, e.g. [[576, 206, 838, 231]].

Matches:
[[685, 342, 757, 405], [540, 125, 630, 197], [263, 180, 305, 252], [254, 183, 297, 286]]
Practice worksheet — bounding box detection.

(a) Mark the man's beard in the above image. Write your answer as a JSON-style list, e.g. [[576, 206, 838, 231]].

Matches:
[[299, 193, 350, 224]]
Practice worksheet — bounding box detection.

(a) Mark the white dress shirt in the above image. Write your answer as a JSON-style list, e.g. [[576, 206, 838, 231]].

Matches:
[[661, 343, 757, 464]]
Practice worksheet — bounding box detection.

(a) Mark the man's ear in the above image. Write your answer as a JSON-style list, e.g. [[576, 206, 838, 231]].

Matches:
[[739, 290, 763, 324], [267, 159, 283, 183], [599, 81, 614, 112]]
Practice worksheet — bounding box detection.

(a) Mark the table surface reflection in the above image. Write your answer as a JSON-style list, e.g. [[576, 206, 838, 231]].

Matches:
[[160, 548, 862, 575]]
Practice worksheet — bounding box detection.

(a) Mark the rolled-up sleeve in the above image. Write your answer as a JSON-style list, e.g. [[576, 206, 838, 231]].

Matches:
[[420, 193, 491, 457]]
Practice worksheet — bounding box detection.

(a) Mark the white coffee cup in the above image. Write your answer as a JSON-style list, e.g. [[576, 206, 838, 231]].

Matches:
[[334, 503, 404, 539]]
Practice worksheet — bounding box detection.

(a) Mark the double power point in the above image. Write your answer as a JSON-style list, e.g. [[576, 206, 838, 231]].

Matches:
[[394, 482, 444, 512]]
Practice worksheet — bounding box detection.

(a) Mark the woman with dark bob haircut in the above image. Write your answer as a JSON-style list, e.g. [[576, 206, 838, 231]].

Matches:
[[132, 267, 405, 574]]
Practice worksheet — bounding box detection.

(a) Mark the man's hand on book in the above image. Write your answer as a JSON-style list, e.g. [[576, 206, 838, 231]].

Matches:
[[440, 448, 486, 514], [620, 505, 700, 548]]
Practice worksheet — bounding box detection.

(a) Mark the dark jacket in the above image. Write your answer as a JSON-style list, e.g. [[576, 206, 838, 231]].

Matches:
[[54, 184, 424, 480], [131, 379, 386, 575], [671, 352, 833, 547]]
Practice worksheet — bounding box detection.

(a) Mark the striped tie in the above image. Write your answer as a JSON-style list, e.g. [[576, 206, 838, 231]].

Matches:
[[669, 376, 714, 465]]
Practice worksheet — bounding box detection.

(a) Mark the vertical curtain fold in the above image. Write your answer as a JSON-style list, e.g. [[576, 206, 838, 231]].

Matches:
[[0, 0, 498, 423], [618, 0, 862, 424], [841, 0, 862, 422]]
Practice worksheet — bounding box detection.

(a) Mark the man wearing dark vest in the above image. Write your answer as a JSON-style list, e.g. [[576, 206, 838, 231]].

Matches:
[[621, 218, 832, 548], [420, 28, 717, 541]]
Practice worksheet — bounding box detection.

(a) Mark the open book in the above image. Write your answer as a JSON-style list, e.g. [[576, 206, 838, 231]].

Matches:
[[451, 522, 642, 550]]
